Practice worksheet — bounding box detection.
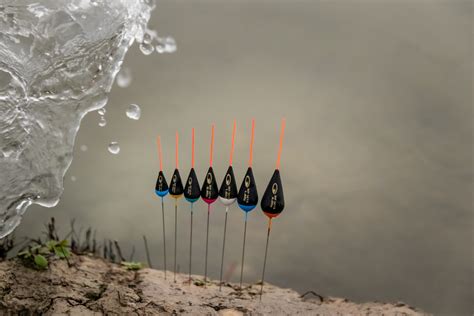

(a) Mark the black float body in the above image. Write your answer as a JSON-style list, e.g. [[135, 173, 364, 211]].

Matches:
[[184, 168, 201, 202], [201, 167, 219, 203], [261, 169, 285, 217], [218, 165, 238, 201], [169, 169, 184, 197], [155, 171, 169, 197], [237, 167, 258, 212]]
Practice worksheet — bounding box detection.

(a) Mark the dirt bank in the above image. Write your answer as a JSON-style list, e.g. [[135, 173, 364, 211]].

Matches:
[[0, 255, 428, 315]]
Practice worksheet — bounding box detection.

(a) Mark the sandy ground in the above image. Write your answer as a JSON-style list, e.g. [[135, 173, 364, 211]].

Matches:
[[0, 255, 429, 315]]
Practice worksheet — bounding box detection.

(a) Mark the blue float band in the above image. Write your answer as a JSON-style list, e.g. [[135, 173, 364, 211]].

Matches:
[[238, 203, 256, 212], [185, 197, 199, 203], [155, 189, 169, 197]]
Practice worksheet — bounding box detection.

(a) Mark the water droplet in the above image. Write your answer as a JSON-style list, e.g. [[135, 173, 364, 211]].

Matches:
[[143, 32, 153, 45], [164, 37, 177, 53], [98, 116, 107, 127], [108, 142, 120, 154], [98, 108, 106, 116], [126, 104, 141, 120], [71, 176, 77, 182], [90, 0, 98, 6], [116, 67, 132, 88], [80, 145, 88, 152], [139, 42, 154, 55], [156, 44, 165, 54]]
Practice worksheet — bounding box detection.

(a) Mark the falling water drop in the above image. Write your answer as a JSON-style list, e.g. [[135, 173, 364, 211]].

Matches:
[[156, 44, 165, 54], [80, 145, 88, 152], [164, 37, 177, 53], [98, 108, 106, 116], [143, 32, 153, 44], [139, 42, 154, 55], [126, 104, 141, 120], [98, 116, 107, 127], [116, 67, 132, 88], [71, 176, 77, 182], [108, 142, 120, 154]]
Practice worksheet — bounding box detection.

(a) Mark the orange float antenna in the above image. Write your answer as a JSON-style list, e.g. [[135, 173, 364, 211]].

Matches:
[[248, 119, 255, 167], [276, 118, 285, 170], [192, 128, 195, 168], [157, 136, 163, 171], [210, 124, 215, 167], [175, 132, 179, 169], [230, 120, 236, 166]]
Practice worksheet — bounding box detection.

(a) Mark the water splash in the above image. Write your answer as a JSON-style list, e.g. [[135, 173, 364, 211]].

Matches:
[[0, 0, 156, 238], [126, 104, 141, 120], [108, 142, 120, 155]]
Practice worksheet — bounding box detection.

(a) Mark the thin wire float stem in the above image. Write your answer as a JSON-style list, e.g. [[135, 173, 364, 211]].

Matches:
[[219, 207, 229, 291], [260, 218, 272, 301], [161, 197, 167, 280], [239, 212, 248, 289]]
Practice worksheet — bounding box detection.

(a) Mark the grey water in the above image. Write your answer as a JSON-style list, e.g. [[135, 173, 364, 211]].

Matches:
[[12, 1, 472, 315]]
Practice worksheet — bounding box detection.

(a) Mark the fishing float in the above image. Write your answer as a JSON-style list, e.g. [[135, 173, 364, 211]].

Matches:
[[259, 118, 286, 300], [217, 120, 238, 291], [155, 136, 169, 280], [184, 128, 200, 284], [200, 124, 219, 283], [169, 132, 184, 283], [237, 119, 258, 289]]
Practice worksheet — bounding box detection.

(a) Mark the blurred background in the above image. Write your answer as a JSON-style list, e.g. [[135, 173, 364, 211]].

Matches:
[[15, 1, 472, 315]]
